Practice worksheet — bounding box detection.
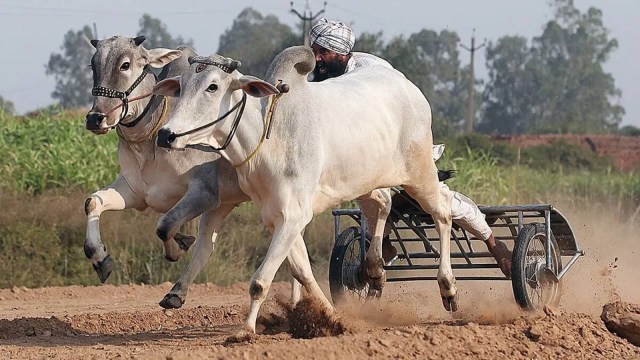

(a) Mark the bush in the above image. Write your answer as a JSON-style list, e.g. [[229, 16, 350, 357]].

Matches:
[[520, 140, 612, 172]]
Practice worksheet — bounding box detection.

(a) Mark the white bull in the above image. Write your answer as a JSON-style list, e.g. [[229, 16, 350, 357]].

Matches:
[[84, 35, 249, 308], [154, 46, 455, 334]]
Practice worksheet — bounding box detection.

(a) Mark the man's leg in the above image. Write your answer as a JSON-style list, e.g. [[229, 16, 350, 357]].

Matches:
[[442, 184, 512, 278]]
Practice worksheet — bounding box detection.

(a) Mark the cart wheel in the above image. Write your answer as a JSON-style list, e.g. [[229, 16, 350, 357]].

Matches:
[[329, 226, 370, 305], [511, 223, 562, 311]]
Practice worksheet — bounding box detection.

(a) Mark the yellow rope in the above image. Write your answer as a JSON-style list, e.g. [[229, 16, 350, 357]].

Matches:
[[233, 92, 282, 168], [145, 96, 168, 141]]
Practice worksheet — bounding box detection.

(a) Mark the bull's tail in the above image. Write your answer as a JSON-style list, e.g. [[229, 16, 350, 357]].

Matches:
[[438, 169, 456, 182]]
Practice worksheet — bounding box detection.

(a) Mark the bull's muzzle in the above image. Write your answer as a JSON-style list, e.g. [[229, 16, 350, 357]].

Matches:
[[85, 112, 107, 132], [156, 128, 177, 148]]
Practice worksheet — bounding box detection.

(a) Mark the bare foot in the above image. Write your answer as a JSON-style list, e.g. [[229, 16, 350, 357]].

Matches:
[[489, 240, 512, 278]]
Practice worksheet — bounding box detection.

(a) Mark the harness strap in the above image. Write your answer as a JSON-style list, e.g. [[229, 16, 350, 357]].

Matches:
[[117, 96, 168, 143], [91, 65, 152, 124], [172, 93, 247, 152], [92, 65, 150, 100], [119, 94, 157, 128]]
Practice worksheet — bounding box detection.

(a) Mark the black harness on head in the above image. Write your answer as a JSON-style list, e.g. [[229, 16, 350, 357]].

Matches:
[[91, 64, 156, 128], [170, 56, 247, 151]]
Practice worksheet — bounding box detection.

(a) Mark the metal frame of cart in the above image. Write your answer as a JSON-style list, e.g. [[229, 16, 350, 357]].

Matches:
[[329, 190, 585, 310]]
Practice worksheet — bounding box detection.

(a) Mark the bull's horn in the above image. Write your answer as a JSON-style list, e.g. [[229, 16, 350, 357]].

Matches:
[[229, 60, 241, 71], [133, 35, 146, 46]]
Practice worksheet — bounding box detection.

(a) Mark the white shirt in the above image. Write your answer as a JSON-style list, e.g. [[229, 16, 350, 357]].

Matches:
[[345, 52, 394, 73]]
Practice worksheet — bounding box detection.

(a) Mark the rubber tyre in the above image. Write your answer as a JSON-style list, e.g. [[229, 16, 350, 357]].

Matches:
[[511, 223, 563, 311], [328, 226, 370, 305]]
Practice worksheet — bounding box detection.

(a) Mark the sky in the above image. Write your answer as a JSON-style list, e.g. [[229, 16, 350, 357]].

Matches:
[[0, 0, 638, 127]]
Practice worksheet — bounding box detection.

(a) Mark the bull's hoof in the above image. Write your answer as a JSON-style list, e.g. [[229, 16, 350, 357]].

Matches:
[[442, 294, 458, 312], [174, 233, 196, 252], [225, 329, 254, 343], [92, 255, 114, 283], [159, 293, 185, 309], [368, 272, 387, 292]]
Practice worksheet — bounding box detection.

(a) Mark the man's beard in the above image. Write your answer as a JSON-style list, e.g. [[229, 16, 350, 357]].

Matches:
[[312, 57, 348, 82]]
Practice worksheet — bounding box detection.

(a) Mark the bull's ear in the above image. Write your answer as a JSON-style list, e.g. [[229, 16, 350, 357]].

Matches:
[[90, 39, 99, 48], [232, 76, 280, 98], [153, 76, 181, 97], [147, 48, 183, 68]]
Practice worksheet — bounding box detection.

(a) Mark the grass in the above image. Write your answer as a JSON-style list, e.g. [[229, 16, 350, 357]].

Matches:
[[0, 110, 118, 195]]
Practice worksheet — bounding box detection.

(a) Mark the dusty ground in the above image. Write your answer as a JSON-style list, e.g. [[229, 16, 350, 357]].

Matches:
[[1, 204, 639, 359], [0, 280, 637, 360]]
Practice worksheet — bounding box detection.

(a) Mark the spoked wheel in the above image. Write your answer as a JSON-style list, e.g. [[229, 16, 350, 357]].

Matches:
[[511, 223, 563, 311], [329, 226, 371, 305]]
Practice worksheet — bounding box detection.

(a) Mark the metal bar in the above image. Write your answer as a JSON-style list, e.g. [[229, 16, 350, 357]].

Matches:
[[398, 251, 494, 259], [518, 210, 523, 233], [398, 215, 440, 255], [462, 229, 474, 254], [451, 231, 472, 264], [332, 209, 363, 216], [479, 204, 552, 212], [386, 263, 500, 270], [391, 226, 413, 266], [387, 276, 510, 282], [333, 213, 340, 246], [545, 209, 552, 270], [358, 212, 366, 265], [557, 251, 585, 279]]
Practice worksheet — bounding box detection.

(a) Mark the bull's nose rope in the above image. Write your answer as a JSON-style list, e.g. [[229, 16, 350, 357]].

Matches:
[[116, 95, 168, 143]]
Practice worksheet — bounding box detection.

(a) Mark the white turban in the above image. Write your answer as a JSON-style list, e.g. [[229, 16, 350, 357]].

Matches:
[[308, 18, 355, 55]]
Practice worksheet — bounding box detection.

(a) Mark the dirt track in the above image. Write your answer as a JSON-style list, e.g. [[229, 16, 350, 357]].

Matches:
[[0, 280, 638, 360], [1, 204, 639, 359]]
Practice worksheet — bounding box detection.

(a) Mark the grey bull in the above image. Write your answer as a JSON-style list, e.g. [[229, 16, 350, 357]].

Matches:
[[153, 46, 455, 334], [84, 35, 249, 308]]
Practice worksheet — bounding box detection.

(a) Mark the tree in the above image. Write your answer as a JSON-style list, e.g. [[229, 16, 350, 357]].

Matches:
[[137, 14, 193, 49], [45, 25, 95, 108], [353, 31, 385, 55], [480, 36, 533, 134], [480, 0, 623, 134], [381, 30, 472, 138], [217, 7, 298, 77], [0, 95, 16, 115]]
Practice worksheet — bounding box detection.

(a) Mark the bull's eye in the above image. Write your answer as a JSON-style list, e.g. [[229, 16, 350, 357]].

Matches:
[[120, 62, 131, 71], [206, 84, 218, 93]]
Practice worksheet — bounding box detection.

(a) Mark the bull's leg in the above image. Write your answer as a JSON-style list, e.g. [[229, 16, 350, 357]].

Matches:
[[156, 183, 218, 262], [289, 273, 303, 305], [159, 203, 235, 309], [85, 175, 145, 283], [288, 227, 310, 306], [243, 210, 332, 334], [405, 177, 457, 311], [358, 188, 392, 294]]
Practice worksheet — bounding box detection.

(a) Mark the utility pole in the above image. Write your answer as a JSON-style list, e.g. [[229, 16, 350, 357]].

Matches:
[[290, 1, 327, 46], [460, 29, 486, 133]]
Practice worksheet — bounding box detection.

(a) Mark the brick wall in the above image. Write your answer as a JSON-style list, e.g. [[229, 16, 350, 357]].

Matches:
[[490, 134, 640, 171]]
